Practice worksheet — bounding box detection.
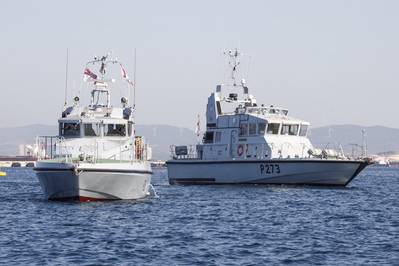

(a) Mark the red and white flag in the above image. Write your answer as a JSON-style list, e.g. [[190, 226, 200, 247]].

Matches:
[[83, 68, 97, 82], [120, 65, 128, 79], [195, 114, 201, 137], [120, 64, 134, 86]]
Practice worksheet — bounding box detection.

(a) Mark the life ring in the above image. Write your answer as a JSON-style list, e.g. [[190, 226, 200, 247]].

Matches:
[[237, 145, 244, 156]]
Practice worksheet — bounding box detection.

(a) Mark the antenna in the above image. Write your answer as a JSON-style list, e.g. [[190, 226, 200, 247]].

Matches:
[[224, 48, 242, 87], [64, 48, 69, 107], [223, 48, 250, 102], [348, 143, 361, 158], [133, 48, 137, 108], [361, 129, 367, 157], [127, 57, 131, 105]]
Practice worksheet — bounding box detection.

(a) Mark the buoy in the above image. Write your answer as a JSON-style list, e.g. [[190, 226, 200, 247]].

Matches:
[[0, 171, 6, 177]]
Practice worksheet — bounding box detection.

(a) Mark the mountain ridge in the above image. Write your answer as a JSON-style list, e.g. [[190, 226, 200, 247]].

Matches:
[[0, 124, 398, 159]]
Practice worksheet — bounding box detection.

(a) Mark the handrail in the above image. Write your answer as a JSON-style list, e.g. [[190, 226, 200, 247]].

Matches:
[[170, 145, 199, 159], [170, 142, 349, 161], [36, 135, 150, 163]]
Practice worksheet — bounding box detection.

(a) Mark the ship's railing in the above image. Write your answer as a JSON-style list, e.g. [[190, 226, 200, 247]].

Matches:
[[315, 143, 370, 160], [246, 106, 288, 116], [134, 136, 151, 161], [170, 145, 200, 159], [36, 136, 74, 162], [36, 136, 150, 163], [268, 142, 347, 159], [170, 143, 270, 160], [311, 143, 348, 159], [170, 142, 349, 161]]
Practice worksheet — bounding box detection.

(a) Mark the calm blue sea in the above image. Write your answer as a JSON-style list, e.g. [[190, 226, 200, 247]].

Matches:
[[0, 167, 397, 265]]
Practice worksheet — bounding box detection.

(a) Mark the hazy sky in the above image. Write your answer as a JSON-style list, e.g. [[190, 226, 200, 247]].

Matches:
[[1, 0, 398, 130]]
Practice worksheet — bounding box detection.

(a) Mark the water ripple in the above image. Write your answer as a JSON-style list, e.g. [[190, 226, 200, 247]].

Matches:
[[0, 167, 398, 265]]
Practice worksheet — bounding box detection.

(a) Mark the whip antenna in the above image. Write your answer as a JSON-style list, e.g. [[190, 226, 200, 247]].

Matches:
[[133, 48, 137, 108], [64, 48, 69, 107]]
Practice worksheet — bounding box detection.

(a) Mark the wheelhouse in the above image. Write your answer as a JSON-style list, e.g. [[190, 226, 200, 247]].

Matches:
[[236, 120, 309, 138], [58, 120, 133, 138]]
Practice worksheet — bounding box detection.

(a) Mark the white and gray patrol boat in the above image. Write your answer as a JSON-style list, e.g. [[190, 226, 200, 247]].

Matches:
[[34, 54, 152, 201], [167, 49, 371, 186]]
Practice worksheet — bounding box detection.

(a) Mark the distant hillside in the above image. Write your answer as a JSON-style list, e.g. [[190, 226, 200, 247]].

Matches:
[[310, 125, 399, 154], [135, 125, 197, 160], [0, 124, 397, 159], [0, 124, 56, 156]]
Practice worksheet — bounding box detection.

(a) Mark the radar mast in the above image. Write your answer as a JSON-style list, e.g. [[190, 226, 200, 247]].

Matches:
[[85, 52, 119, 108], [223, 48, 249, 102], [224, 48, 242, 87]]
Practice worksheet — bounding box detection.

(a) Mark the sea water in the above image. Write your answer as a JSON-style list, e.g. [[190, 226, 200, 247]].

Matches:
[[0, 167, 397, 265]]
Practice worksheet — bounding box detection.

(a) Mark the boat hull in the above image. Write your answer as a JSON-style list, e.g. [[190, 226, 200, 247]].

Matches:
[[34, 162, 152, 201], [167, 159, 370, 186]]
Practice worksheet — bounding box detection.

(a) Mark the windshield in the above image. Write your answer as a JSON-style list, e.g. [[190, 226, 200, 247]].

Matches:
[[59, 122, 80, 137], [104, 124, 126, 137], [84, 123, 100, 137], [299, 125, 308, 136], [281, 124, 299, 136], [258, 123, 266, 135], [266, 123, 280, 135]]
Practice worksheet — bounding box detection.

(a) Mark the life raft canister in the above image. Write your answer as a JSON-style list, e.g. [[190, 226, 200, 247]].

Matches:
[[237, 145, 244, 156]]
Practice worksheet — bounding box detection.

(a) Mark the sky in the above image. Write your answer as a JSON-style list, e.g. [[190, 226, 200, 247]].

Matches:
[[1, 0, 398, 130]]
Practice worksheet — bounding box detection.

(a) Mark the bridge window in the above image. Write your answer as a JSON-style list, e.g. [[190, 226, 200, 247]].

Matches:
[[281, 124, 289, 135], [289, 124, 299, 135], [258, 123, 266, 135], [59, 122, 80, 137], [204, 131, 214, 143], [239, 123, 248, 136], [281, 124, 299, 136], [84, 123, 100, 137], [249, 123, 257, 136], [267, 123, 280, 135], [105, 124, 126, 137], [299, 125, 308, 136]]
